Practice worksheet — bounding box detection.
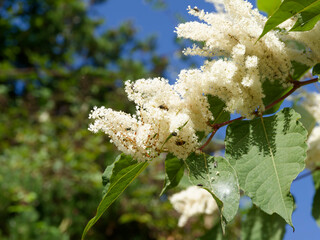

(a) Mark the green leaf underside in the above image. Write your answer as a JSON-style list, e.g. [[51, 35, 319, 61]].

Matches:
[[160, 154, 185, 196], [312, 171, 320, 226], [207, 95, 230, 124], [185, 154, 240, 224], [312, 63, 320, 76], [292, 104, 316, 135], [259, 0, 320, 40], [242, 206, 286, 240], [225, 108, 307, 226], [262, 79, 291, 115], [257, 0, 281, 16], [82, 154, 149, 240]]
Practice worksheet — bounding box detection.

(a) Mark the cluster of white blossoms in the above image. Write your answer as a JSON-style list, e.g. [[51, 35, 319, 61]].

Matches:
[[89, 78, 205, 161], [169, 186, 218, 227], [302, 93, 320, 168], [176, 0, 318, 117], [89, 0, 320, 161]]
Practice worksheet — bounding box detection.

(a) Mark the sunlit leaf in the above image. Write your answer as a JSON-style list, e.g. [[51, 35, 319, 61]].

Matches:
[[257, 0, 281, 16], [225, 108, 308, 226], [185, 153, 240, 226], [290, 2, 320, 31], [259, 0, 320, 40]]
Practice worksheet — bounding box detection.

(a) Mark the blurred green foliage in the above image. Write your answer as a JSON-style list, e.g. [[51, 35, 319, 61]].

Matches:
[[0, 0, 230, 238], [0, 0, 200, 239]]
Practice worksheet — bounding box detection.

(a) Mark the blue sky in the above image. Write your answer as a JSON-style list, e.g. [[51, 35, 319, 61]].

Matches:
[[91, 0, 320, 239]]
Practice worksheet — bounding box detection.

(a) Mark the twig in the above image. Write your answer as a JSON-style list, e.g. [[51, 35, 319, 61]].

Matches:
[[198, 128, 218, 151], [199, 77, 319, 151], [265, 77, 319, 112]]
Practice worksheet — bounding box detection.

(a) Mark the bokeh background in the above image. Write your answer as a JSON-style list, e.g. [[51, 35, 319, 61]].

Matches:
[[0, 0, 319, 239]]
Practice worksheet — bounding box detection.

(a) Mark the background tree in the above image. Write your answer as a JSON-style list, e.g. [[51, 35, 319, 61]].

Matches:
[[0, 0, 194, 239]]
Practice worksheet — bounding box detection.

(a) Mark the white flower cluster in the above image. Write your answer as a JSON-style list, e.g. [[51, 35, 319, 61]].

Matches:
[[302, 92, 320, 168], [89, 0, 320, 161], [169, 186, 218, 227], [89, 78, 208, 161], [175, 0, 318, 117]]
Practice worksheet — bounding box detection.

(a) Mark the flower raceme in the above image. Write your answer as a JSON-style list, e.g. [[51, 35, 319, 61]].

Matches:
[[89, 0, 320, 161], [89, 78, 204, 161]]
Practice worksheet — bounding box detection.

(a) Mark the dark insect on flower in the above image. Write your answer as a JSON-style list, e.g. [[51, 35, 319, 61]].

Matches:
[[171, 132, 177, 136], [193, 7, 200, 12], [125, 127, 131, 131], [175, 139, 186, 146], [159, 104, 169, 111], [197, 184, 203, 187]]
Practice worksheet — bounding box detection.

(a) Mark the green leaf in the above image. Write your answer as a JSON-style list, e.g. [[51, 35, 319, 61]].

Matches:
[[225, 108, 308, 226], [292, 104, 316, 135], [196, 131, 206, 141], [291, 61, 311, 80], [312, 187, 320, 226], [290, 2, 320, 31], [312, 170, 320, 226], [82, 154, 149, 240], [262, 79, 291, 115], [207, 95, 230, 124], [312, 63, 320, 76], [185, 153, 240, 225], [102, 162, 115, 196], [160, 154, 185, 196], [259, 0, 320, 40], [257, 0, 281, 16], [242, 206, 286, 240]]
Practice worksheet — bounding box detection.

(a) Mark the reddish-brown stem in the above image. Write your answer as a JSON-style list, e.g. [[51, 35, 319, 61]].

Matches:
[[213, 116, 244, 129], [198, 128, 218, 151], [265, 77, 319, 112], [199, 77, 319, 151]]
